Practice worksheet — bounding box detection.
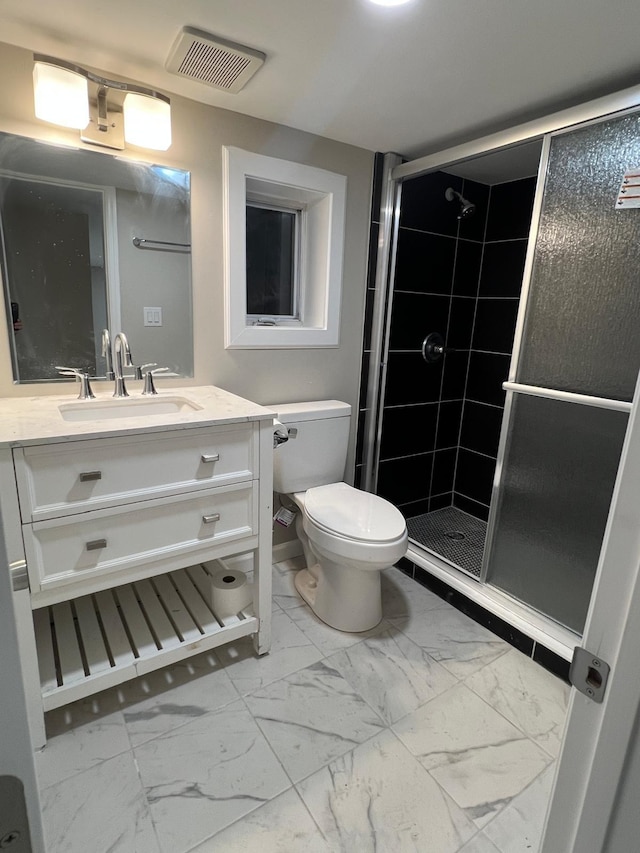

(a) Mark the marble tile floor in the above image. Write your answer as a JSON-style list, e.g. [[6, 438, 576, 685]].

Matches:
[[35, 560, 570, 853]]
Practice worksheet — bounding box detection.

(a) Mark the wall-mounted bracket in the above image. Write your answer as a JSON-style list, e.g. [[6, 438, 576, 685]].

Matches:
[[80, 80, 125, 149]]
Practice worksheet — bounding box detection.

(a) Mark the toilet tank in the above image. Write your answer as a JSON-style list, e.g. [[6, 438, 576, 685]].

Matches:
[[271, 400, 351, 493]]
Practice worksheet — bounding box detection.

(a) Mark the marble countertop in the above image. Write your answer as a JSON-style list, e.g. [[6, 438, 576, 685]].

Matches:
[[0, 385, 275, 447]]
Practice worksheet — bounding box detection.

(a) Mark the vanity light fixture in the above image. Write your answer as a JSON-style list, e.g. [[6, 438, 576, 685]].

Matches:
[[122, 93, 171, 151], [368, 0, 414, 5], [32, 61, 89, 129], [32, 54, 172, 151]]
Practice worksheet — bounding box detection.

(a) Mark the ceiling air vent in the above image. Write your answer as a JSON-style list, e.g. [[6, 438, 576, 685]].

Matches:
[[166, 27, 265, 94]]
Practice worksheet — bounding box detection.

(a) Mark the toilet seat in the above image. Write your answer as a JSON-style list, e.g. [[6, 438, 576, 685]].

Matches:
[[295, 482, 408, 567], [302, 482, 406, 543]]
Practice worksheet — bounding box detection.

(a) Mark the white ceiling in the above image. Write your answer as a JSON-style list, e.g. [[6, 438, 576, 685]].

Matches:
[[1, 0, 640, 159]]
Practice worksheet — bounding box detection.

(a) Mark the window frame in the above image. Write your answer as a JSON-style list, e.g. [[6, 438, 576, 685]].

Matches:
[[223, 146, 347, 349]]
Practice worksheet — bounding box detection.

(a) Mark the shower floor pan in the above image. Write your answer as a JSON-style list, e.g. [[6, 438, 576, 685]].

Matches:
[[407, 506, 486, 578]]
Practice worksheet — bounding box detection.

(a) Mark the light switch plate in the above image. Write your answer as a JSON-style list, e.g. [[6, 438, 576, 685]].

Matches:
[[144, 307, 163, 326]]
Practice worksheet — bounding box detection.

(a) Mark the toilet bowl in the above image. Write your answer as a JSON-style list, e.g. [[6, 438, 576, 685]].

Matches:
[[270, 398, 408, 633], [291, 483, 408, 632]]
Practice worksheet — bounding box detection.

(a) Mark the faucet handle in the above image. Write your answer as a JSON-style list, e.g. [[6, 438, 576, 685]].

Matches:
[[141, 366, 169, 396], [55, 366, 96, 400], [134, 362, 157, 380]]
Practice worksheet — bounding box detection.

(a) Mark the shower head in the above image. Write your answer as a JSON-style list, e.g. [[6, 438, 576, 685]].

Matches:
[[445, 187, 476, 219]]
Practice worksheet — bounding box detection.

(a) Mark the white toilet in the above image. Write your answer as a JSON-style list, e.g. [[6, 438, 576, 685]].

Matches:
[[271, 400, 408, 632]]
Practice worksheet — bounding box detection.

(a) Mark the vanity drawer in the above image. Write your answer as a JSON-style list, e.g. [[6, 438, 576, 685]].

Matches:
[[23, 482, 257, 594], [15, 424, 255, 522]]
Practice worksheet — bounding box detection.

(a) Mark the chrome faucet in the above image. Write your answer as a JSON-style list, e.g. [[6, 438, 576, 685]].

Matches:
[[112, 332, 133, 397], [101, 328, 115, 380]]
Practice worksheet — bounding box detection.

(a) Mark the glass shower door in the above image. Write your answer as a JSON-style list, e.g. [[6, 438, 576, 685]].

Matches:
[[484, 109, 640, 633]]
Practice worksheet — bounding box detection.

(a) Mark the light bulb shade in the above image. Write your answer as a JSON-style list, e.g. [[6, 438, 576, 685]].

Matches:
[[123, 93, 172, 151], [33, 62, 90, 129]]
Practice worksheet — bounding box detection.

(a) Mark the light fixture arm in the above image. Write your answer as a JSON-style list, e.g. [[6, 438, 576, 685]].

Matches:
[[97, 86, 109, 133]]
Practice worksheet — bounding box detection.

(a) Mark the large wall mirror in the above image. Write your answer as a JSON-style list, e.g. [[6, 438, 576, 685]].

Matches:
[[0, 131, 193, 383]]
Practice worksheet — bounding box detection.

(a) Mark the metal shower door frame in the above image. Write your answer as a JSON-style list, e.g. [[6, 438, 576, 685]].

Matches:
[[361, 152, 402, 493]]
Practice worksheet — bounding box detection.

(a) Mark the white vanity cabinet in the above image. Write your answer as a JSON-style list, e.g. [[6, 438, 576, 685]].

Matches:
[[0, 387, 274, 749], [15, 425, 258, 599]]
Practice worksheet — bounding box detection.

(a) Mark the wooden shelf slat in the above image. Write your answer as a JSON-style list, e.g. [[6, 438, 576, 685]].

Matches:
[[152, 574, 202, 643], [115, 585, 158, 659], [169, 568, 221, 632], [93, 589, 136, 669], [134, 579, 182, 651], [52, 601, 84, 686], [74, 596, 111, 677], [33, 608, 57, 693]]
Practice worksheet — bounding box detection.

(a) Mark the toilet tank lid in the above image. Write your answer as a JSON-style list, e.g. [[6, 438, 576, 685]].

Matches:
[[269, 400, 351, 423]]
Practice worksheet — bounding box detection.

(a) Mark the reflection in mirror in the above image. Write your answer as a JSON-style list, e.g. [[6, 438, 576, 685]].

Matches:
[[2, 178, 107, 381], [0, 132, 193, 383]]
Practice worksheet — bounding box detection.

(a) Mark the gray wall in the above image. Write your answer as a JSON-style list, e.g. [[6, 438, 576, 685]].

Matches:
[[115, 188, 192, 376], [0, 40, 374, 476]]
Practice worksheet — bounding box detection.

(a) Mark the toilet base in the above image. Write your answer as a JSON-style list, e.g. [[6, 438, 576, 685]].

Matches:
[[294, 568, 318, 609], [294, 564, 383, 633]]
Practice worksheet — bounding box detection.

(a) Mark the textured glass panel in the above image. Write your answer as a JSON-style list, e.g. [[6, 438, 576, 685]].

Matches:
[[485, 395, 627, 632], [518, 111, 640, 401]]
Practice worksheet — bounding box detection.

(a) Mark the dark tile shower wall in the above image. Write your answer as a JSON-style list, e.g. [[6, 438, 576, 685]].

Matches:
[[355, 162, 537, 524], [376, 171, 490, 518], [454, 177, 536, 520]]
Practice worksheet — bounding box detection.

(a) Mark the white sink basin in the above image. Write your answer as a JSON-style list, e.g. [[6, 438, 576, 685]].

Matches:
[[59, 396, 203, 422]]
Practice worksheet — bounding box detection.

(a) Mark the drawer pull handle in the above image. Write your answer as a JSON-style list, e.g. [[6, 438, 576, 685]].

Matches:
[[86, 538, 107, 551], [80, 471, 102, 482], [202, 513, 220, 524], [201, 454, 220, 464]]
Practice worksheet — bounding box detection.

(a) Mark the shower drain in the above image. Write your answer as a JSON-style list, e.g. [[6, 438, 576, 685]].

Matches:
[[445, 530, 466, 541]]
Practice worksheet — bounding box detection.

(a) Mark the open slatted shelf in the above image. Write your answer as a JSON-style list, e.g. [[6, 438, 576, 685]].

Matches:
[[33, 563, 257, 711]]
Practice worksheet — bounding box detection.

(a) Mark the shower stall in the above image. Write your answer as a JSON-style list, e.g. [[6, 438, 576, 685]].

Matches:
[[358, 96, 640, 647]]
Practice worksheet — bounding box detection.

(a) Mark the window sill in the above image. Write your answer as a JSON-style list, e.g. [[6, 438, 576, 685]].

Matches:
[[226, 324, 340, 349]]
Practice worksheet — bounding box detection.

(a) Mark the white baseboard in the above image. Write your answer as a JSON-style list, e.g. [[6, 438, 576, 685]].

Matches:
[[272, 539, 303, 563]]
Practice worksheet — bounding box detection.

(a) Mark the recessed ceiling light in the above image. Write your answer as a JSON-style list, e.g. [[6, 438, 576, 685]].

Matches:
[[369, 0, 414, 6]]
